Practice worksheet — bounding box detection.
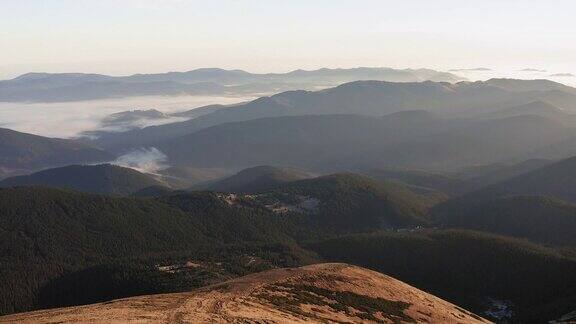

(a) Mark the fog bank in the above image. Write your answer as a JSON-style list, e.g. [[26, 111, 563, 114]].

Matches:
[[0, 95, 253, 138]]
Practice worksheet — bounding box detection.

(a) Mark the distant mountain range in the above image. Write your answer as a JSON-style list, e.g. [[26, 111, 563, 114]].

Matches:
[[446, 155, 576, 204], [360, 159, 554, 197], [435, 195, 576, 246], [5, 69, 576, 323], [482, 78, 576, 94], [89, 78, 576, 155], [484, 100, 567, 120], [3, 77, 576, 179], [154, 112, 571, 171], [431, 155, 576, 246], [0, 67, 464, 102]]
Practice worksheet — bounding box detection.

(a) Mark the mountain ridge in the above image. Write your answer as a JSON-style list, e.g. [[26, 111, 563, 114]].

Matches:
[[195, 165, 311, 193], [0, 127, 113, 178], [0, 67, 464, 102], [0, 263, 489, 323], [0, 164, 166, 195], [89, 79, 576, 152]]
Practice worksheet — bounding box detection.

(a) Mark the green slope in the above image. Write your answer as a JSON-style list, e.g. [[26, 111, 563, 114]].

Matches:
[[196, 165, 311, 193], [262, 173, 432, 233], [458, 155, 576, 204], [0, 164, 165, 195], [433, 196, 576, 246], [0, 127, 112, 175], [0, 186, 300, 315]]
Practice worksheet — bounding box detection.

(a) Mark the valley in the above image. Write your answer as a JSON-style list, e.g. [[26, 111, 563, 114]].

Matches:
[[1, 74, 576, 323], [4, 2, 576, 322]]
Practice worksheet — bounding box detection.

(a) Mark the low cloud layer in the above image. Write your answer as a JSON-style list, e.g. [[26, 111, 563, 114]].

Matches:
[[449, 68, 492, 72], [520, 68, 547, 72], [0, 95, 252, 138], [112, 147, 169, 174]]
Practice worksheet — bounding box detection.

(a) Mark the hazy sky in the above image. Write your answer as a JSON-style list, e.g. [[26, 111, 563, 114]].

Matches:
[[1, 0, 575, 79]]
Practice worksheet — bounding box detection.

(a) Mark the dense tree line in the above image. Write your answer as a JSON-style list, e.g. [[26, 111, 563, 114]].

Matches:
[[1, 173, 575, 322], [309, 230, 576, 323]]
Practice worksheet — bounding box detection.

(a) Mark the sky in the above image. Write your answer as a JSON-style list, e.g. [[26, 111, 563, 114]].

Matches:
[[1, 0, 575, 79]]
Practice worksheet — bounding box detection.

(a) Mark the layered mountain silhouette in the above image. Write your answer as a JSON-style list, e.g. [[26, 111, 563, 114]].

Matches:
[[483, 78, 576, 95], [434, 196, 576, 246], [0, 164, 166, 195], [157, 166, 232, 188], [431, 155, 576, 247], [156, 113, 571, 171], [362, 167, 467, 195], [0, 67, 463, 102], [194, 165, 311, 193], [4, 70, 576, 323], [0, 127, 112, 178], [457, 158, 552, 191], [90, 79, 576, 153], [486, 100, 565, 118], [447, 155, 576, 204]]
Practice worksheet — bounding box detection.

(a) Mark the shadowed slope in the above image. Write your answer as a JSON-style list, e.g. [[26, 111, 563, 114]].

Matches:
[[0, 164, 165, 196], [0, 128, 112, 177]]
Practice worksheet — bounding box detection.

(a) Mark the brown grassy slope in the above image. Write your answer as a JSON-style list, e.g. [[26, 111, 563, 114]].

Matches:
[[0, 263, 490, 323]]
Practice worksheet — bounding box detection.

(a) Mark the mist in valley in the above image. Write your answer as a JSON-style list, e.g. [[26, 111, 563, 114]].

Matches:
[[0, 94, 253, 138], [2, 1, 576, 323], [453, 67, 576, 87]]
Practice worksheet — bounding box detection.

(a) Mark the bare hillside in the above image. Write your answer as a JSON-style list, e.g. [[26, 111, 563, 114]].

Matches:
[[0, 263, 489, 323]]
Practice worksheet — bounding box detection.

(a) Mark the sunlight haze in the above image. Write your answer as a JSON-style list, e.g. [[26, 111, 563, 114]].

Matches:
[[2, 2, 576, 323], [1, 0, 575, 80]]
